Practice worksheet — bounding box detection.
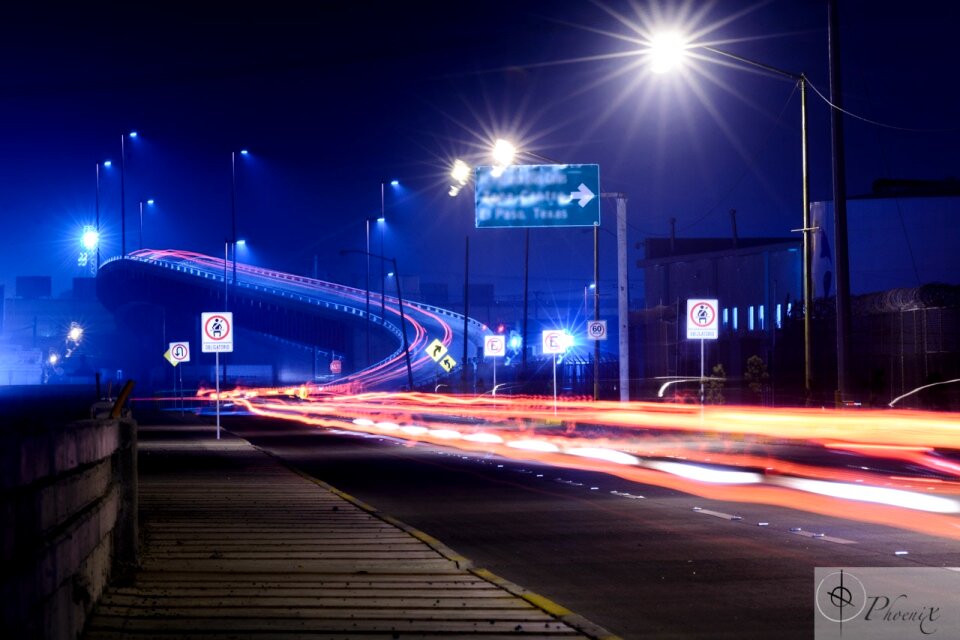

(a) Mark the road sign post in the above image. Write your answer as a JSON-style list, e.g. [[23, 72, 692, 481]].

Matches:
[[166, 342, 190, 415], [202, 312, 234, 439], [686, 299, 719, 405], [542, 330, 570, 413], [484, 335, 506, 395]]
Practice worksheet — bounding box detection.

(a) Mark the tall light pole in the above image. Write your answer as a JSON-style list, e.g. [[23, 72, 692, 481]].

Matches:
[[377, 180, 398, 328], [231, 150, 248, 293], [380, 182, 386, 325], [650, 36, 814, 396], [341, 249, 414, 390], [364, 215, 380, 367], [95, 161, 110, 270], [138, 198, 154, 250], [119, 131, 137, 257]]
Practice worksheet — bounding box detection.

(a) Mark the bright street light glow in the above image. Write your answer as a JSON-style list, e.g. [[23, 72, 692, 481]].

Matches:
[[146, 199, 155, 205], [129, 131, 138, 138], [390, 179, 399, 187], [240, 149, 249, 155], [103, 160, 112, 167], [649, 32, 688, 74], [236, 239, 246, 246], [67, 325, 83, 342], [492, 139, 516, 166], [450, 159, 470, 185], [81, 227, 99, 251]]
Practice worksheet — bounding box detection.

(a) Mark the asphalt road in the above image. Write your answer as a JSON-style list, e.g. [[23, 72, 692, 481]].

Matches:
[[224, 416, 959, 639]]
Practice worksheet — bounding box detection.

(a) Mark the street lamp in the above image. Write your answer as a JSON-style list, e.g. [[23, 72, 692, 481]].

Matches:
[[119, 131, 138, 257], [649, 34, 814, 396], [231, 149, 249, 292], [138, 198, 155, 250], [364, 215, 385, 368], [340, 248, 414, 390], [95, 160, 111, 269]]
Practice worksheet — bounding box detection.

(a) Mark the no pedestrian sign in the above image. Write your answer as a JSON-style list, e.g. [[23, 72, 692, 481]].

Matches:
[[686, 299, 719, 340], [201, 312, 234, 353]]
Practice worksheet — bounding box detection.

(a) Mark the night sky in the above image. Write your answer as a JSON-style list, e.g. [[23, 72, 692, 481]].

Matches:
[[2, 1, 957, 304]]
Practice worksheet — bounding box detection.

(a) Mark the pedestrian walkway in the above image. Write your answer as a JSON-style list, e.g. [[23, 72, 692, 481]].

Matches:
[[85, 424, 612, 639]]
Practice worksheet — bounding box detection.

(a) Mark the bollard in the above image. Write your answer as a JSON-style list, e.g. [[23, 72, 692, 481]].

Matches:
[[112, 416, 139, 584]]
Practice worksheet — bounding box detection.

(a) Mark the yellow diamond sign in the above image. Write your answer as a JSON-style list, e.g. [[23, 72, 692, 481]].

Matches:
[[438, 354, 457, 372], [426, 339, 448, 362]]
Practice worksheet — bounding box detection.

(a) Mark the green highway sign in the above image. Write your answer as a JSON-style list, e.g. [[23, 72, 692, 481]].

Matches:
[[475, 163, 600, 228]]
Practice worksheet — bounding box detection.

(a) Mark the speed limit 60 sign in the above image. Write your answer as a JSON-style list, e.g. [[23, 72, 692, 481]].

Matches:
[[586, 320, 607, 341]]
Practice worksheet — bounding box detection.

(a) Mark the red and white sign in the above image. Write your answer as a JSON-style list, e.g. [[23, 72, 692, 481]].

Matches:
[[330, 359, 342, 374], [169, 341, 190, 363], [201, 312, 234, 353], [541, 329, 571, 355], [686, 299, 718, 340], [586, 320, 607, 341], [484, 335, 506, 358]]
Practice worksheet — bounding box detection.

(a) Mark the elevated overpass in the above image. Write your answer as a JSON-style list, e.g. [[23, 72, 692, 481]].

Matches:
[[96, 250, 488, 390]]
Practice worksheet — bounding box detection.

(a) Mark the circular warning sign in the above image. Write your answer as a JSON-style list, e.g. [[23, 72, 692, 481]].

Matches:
[[484, 335, 506, 357], [587, 320, 607, 340], [689, 302, 716, 328], [169, 341, 190, 363], [204, 315, 231, 340]]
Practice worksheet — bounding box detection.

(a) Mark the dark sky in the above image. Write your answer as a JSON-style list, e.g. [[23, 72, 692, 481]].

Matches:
[[2, 1, 957, 303]]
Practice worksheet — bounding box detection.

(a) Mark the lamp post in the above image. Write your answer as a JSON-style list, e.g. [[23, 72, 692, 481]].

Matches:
[[650, 37, 814, 396], [340, 248, 414, 390], [95, 161, 110, 270], [230, 150, 248, 294], [138, 198, 154, 250], [119, 131, 137, 257], [364, 215, 383, 368], [380, 183, 386, 328]]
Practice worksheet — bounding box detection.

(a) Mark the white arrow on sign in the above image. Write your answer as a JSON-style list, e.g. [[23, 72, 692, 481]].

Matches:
[[569, 183, 596, 208]]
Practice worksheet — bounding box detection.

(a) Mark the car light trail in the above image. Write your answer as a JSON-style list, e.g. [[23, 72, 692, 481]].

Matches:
[[206, 390, 960, 540], [773, 477, 960, 514], [646, 461, 764, 485]]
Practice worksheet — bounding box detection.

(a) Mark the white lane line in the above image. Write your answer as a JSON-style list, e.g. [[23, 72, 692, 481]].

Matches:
[[693, 507, 743, 521], [790, 529, 856, 544]]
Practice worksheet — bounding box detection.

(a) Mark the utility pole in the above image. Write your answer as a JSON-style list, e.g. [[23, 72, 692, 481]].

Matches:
[[828, 0, 852, 405]]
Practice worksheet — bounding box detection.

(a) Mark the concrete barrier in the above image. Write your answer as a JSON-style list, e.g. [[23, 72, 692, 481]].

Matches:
[[0, 414, 137, 639]]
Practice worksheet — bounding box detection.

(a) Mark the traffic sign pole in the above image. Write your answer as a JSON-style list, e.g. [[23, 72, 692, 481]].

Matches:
[[215, 352, 220, 439], [700, 339, 705, 405], [553, 353, 558, 415], [178, 363, 184, 416]]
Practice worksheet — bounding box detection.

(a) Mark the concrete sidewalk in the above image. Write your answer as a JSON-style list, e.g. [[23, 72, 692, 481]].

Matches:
[[84, 423, 614, 639]]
